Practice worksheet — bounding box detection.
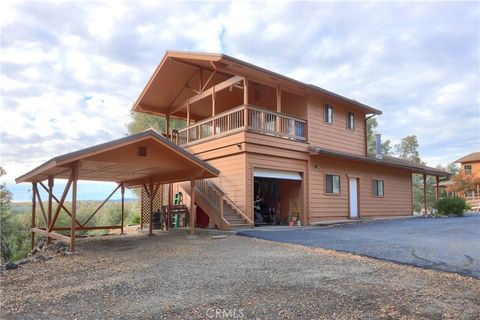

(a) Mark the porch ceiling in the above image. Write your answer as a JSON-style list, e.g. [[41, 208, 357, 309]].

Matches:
[[15, 129, 219, 187]]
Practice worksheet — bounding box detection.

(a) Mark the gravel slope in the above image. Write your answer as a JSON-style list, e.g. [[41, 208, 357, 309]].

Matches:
[[1, 232, 479, 319]]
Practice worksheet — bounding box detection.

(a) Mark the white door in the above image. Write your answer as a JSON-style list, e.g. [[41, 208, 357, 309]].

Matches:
[[349, 178, 358, 218]]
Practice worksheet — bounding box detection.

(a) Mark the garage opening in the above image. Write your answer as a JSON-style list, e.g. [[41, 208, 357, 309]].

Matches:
[[253, 169, 302, 226]]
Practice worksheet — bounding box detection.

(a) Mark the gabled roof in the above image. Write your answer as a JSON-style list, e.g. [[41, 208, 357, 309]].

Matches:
[[309, 147, 449, 176], [16, 129, 219, 186], [132, 50, 382, 117], [455, 152, 480, 164]]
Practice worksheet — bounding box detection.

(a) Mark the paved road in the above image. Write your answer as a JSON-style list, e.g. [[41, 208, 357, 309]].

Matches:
[[238, 215, 480, 278]]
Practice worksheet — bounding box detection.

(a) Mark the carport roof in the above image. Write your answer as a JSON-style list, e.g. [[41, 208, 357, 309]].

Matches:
[[15, 129, 219, 187], [309, 147, 449, 177]]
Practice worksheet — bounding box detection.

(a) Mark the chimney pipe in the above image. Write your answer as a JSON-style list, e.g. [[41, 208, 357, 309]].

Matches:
[[375, 134, 382, 159]]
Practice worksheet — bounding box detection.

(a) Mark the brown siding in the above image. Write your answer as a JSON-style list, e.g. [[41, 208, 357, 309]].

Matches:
[[307, 94, 367, 156], [309, 156, 412, 222]]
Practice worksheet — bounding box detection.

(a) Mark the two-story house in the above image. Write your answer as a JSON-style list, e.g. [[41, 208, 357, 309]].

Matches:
[[132, 51, 448, 229], [16, 51, 450, 251]]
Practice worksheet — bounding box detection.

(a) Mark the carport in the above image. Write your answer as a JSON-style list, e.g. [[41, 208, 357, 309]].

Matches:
[[15, 129, 219, 251]]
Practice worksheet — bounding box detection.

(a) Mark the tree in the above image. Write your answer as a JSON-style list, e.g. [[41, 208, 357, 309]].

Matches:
[[127, 112, 186, 135], [394, 135, 423, 165], [1, 167, 14, 262]]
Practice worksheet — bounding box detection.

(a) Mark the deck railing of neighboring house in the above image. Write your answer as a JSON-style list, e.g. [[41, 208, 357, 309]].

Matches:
[[175, 105, 306, 145]]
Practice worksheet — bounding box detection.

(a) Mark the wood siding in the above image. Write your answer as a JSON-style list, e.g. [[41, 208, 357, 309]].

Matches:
[[309, 156, 412, 222], [307, 94, 367, 156]]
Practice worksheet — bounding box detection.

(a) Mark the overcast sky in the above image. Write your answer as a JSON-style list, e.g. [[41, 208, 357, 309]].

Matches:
[[1, 0, 479, 201]]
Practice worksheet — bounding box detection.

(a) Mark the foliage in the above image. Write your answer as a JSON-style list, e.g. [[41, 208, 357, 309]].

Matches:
[[448, 172, 480, 194], [127, 111, 186, 135], [394, 135, 422, 165], [131, 213, 140, 224], [435, 197, 468, 216]]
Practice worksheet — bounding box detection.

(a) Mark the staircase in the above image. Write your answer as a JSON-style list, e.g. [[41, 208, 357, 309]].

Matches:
[[179, 179, 253, 231]]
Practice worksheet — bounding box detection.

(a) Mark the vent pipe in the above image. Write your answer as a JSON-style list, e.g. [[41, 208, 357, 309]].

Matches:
[[375, 134, 382, 159]]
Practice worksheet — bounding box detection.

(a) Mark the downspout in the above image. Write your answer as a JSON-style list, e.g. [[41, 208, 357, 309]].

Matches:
[[365, 114, 376, 156]]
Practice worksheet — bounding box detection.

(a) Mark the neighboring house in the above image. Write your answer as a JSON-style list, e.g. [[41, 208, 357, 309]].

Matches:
[[442, 152, 480, 210], [132, 51, 448, 229]]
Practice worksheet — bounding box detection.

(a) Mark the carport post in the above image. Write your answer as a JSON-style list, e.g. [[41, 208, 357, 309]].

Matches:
[[47, 176, 54, 244], [435, 176, 440, 201], [120, 182, 125, 235], [190, 179, 196, 235], [149, 181, 154, 236], [70, 164, 79, 252], [168, 183, 173, 230], [31, 182, 36, 250], [423, 174, 428, 214]]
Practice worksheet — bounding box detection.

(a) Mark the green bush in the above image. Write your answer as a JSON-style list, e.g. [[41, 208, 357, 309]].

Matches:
[[435, 197, 468, 216], [131, 213, 140, 224]]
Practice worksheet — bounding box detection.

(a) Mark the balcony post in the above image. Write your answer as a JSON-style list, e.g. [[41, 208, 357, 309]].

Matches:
[[276, 87, 281, 132], [166, 114, 170, 141], [243, 78, 249, 128], [186, 102, 190, 143]]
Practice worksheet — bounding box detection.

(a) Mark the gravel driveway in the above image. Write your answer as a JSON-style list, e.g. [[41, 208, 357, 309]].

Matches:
[[1, 231, 479, 319], [238, 215, 480, 278]]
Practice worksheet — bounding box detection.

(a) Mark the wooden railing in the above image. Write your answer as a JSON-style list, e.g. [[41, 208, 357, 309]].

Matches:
[[175, 105, 306, 145]]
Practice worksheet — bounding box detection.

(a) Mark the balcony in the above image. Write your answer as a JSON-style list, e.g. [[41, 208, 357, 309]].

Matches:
[[173, 105, 307, 146]]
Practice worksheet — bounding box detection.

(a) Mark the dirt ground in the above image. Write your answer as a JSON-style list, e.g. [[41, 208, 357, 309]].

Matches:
[[1, 231, 479, 319]]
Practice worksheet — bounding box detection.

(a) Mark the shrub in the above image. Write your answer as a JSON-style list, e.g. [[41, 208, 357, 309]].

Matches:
[[131, 213, 140, 224], [435, 197, 468, 216]]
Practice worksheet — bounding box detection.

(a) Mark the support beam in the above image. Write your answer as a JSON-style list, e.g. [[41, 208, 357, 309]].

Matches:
[[276, 87, 281, 131], [423, 174, 428, 214], [82, 184, 121, 227], [70, 163, 79, 252], [39, 182, 82, 227], [121, 183, 125, 235], [212, 85, 216, 116], [244, 78, 249, 125], [32, 228, 70, 244], [190, 179, 196, 235], [149, 181, 154, 235], [170, 75, 244, 114], [47, 176, 54, 244], [168, 183, 173, 230], [52, 225, 122, 231], [435, 176, 440, 201], [31, 182, 36, 250], [166, 114, 170, 140], [33, 184, 47, 227], [48, 177, 73, 231]]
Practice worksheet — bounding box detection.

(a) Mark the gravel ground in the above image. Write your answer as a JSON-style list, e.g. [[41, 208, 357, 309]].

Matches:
[[238, 215, 480, 278], [1, 231, 479, 319]]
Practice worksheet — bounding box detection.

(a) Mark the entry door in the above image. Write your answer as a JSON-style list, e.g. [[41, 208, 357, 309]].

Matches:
[[349, 178, 359, 218]]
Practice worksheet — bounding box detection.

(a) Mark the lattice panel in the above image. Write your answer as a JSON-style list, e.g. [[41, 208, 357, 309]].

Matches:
[[140, 185, 164, 228]]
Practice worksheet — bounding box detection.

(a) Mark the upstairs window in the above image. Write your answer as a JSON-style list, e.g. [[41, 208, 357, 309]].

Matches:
[[326, 174, 340, 194], [324, 104, 333, 124], [347, 112, 355, 130], [464, 165, 472, 175], [372, 179, 384, 197]]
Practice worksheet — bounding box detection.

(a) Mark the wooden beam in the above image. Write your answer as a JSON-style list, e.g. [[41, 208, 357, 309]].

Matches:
[[48, 176, 73, 231], [121, 183, 125, 235], [33, 184, 48, 227], [190, 179, 196, 235], [71, 163, 79, 252], [39, 182, 82, 227], [82, 184, 121, 227], [435, 176, 440, 201], [52, 225, 122, 231], [201, 69, 217, 92], [276, 87, 281, 131], [244, 78, 249, 125], [423, 174, 428, 214], [47, 176, 54, 243], [170, 75, 244, 114], [168, 183, 173, 230], [212, 86, 216, 116], [149, 181, 154, 235], [32, 228, 70, 244], [31, 182, 36, 250]]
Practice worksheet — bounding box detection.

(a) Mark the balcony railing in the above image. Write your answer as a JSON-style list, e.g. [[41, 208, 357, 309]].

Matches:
[[174, 105, 306, 145]]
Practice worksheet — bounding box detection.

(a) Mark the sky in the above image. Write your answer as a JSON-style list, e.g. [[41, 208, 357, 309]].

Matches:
[[1, 0, 479, 201]]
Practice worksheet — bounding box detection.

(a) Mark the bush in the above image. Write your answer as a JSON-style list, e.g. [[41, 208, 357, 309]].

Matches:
[[435, 197, 468, 216], [131, 213, 140, 224]]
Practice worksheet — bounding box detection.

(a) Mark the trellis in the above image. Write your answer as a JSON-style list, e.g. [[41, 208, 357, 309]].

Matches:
[[140, 184, 165, 229]]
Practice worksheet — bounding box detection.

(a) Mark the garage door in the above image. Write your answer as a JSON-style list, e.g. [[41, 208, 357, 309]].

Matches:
[[254, 168, 302, 180]]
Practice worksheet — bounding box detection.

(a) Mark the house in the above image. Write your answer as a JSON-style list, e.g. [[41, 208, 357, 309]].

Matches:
[[132, 51, 448, 229], [443, 152, 480, 210], [16, 50, 449, 250]]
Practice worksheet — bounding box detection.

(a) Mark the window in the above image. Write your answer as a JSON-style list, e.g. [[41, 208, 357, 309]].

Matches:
[[324, 104, 333, 124], [347, 112, 354, 130], [464, 165, 472, 175], [326, 174, 340, 194], [372, 179, 384, 197]]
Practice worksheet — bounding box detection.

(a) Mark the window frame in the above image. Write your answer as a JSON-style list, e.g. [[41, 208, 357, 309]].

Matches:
[[324, 104, 333, 124], [464, 165, 472, 175], [325, 173, 341, 195], [347, 111, 355, 130], [372, 179, 385, 197]]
